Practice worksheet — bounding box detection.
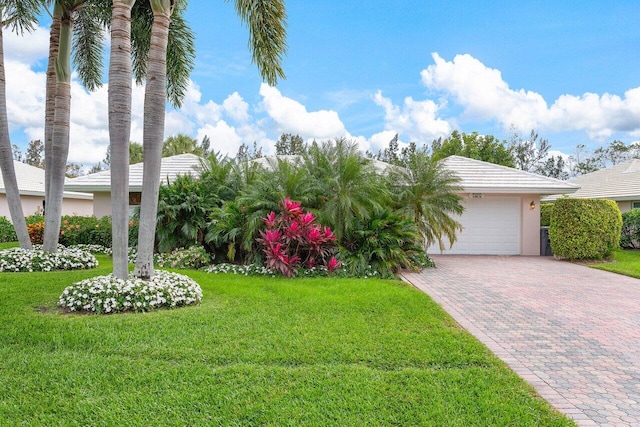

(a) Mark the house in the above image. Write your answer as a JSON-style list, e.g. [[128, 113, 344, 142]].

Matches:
[[64, 153, 203, 218], [544, 159, 640, 212], [64, 153, 580, 256], [431, 156, 579, 255], [0, 161, 93, 219]]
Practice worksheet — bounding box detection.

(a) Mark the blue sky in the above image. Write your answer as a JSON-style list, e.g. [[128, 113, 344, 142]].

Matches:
[[5, 1, 640, 166]]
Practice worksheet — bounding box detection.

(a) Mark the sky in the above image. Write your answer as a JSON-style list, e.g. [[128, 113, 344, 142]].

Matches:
[[4, 0, 640, 167]]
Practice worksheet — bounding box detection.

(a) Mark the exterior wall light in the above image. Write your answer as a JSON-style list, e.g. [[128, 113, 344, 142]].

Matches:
[[529, 200, 536, 210]]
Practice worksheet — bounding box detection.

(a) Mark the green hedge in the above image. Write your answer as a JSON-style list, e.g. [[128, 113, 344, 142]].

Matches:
[[540, 203, 553, 227], [620, 209, 640, 249], [0, 217, 17, 243], [549, 198, 622, 260]]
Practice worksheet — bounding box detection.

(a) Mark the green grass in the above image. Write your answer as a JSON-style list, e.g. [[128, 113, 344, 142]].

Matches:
[[590, 248, 640, 278], [0, 254, 573, 426]]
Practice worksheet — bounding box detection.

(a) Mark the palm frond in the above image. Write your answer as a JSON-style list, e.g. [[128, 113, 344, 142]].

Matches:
[[71, 3, 105, 91], [231, 0, 287, 85]]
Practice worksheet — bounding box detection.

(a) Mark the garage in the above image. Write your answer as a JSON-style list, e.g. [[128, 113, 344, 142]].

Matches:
[[426, 156, 579, 256], [438, 196, 521, 255]]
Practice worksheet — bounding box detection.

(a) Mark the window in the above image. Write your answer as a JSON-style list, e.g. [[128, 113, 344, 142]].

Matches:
[[633, 201, 640, 210]]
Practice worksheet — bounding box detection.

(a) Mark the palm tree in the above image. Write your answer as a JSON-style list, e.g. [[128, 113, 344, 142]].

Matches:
[[134, 0, 287, 279], [304, 138, 390, 242], [109, 0, 137, 279], [389, 150, 464, 251], [0, 0, 43, 249], [43, 0, 106, 252]]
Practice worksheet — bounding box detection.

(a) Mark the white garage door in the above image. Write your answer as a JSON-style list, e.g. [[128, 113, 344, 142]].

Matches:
[[432, 196, 521, 255]]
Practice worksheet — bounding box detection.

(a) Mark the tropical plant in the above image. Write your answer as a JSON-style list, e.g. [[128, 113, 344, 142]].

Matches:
[[389, 150, 463, 251], [255, 198, 339, 277], [155, 174, 218, 253], [340, 209, 432, 278], [0, 0, 42, 249], [0, 216, 17, 242], [304, 138, 390, 242]]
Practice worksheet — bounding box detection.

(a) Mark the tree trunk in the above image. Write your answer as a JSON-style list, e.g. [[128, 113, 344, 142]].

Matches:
[[133, 1, 172, 279], [43, 15, 73, 252], [44, 14, 61, 213], [0, 22, 32, 249], [109, 0, 136, 280]]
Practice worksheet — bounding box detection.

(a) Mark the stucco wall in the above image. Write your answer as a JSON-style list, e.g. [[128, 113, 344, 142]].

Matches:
[[521, 195, 541, 256], [617, 201, 633, 213], [0, 194, 92, 220], [93, 192, 112, 218]]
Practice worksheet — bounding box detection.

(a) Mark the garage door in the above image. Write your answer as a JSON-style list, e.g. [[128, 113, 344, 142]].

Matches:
[[431, 196, 521, 255]]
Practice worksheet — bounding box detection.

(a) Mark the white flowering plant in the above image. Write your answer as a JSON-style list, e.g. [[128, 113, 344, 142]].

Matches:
[[70, 244, 112, 255], [58, 270, 203, 314], [0, 245, 98, 272], [202, 262, 379, 279]]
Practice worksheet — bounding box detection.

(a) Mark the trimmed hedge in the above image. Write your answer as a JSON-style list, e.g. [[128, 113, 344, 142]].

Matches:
[[549, 198, 622, 260], [540, 203, 553, 227], [0, 217, 17, 243], [620, 209, 640, 249]]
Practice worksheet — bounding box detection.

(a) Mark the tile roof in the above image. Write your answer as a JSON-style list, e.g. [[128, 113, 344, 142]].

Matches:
[[545, 158, 640, 201], [441, 156, 580, 194], [64, 153, 203, 192], [0, 161, 92, 199]]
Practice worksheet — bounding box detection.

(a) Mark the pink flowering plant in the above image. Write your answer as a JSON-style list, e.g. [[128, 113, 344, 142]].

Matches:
[[256, 198, 340, 277]]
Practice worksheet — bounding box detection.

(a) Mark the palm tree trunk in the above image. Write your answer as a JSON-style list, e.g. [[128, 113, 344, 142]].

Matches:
[[43, 14, 73, 252], [109, 0, 136, 280], [133, 0, 172, 279], [0, 22, 32, 249], [44, 13, 61, 212]]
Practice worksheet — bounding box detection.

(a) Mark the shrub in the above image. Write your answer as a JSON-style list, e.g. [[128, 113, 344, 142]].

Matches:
[[0, 245, 98, 272], [620, 209, 640, 249], [341, 209, 433, 278], [0, 217, 17, 243], [156, 246, 211, 269], [27, 222, 45, 244], [549, 198, 622, 260], [256, 198, 339, 277], [540, 203, 554, 227], [58, 270, 202, 314]]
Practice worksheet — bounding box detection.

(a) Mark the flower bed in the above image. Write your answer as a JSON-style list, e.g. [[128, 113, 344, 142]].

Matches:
[[59, 270, 203, 314], [0, 245, 98, 272]]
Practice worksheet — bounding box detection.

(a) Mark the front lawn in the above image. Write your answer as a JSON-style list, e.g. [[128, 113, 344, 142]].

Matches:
[[590, 248, 640, 279], [0, 256, 572, 426]]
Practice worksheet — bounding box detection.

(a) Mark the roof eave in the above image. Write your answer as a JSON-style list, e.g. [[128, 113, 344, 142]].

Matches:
[[460, 186, 580, 195]]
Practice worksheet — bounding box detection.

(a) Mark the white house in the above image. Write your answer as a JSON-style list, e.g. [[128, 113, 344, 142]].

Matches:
[[0, 161, 93, 219], [64, 153, 203, 218]]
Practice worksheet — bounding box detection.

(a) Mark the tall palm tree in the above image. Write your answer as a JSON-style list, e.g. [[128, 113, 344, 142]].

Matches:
[[389, 150, 464, 251], [109, 0, 137, 279], [134, 0, 287, 279], [43, 0, 106, 251], [0, 0, 44, 249]]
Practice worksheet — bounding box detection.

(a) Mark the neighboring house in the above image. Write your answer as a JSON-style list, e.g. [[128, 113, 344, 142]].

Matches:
[[431, 156, 579, 255], [544, 159, 640, 212], [0, 160, 93, 220], [64, 153, 203, 218]]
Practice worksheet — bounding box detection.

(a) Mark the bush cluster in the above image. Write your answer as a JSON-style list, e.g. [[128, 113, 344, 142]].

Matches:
[[0, 217, 17, 242], [549, 198, 622, 260], [58, 270, 202, 314], [620, 209, 640, 249], [154, 140, 454, 277], [155, 246, 211, 269], [0, 245, 98, 272]]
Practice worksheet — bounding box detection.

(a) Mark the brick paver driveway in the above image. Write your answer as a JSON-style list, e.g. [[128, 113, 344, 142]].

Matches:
[[402, 256, 640, 427]]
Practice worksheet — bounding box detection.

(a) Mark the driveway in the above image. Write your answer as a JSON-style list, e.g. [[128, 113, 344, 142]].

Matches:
[[402, 256, 640, 427]]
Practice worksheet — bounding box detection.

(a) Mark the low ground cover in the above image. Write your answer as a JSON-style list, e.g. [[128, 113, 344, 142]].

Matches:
[[0, 256, 572, 426], [590, 249, 640, 279]]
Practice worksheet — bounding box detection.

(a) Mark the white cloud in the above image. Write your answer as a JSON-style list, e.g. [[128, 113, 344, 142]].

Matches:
[[373, 91, 451, 143], [259, 83, 347, 139], [4, 26, 50, 65], [196, 122, 243, 156], [421, 52, 640, 140]]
